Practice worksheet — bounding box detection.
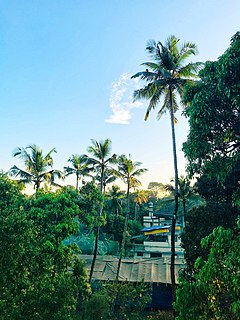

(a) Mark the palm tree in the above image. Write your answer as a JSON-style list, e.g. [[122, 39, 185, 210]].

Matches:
[[115, 154, 148, 281], [134, 189, 149, 220], [165, 175, 193, 228], [85, 139, 117, 193], [64, 154, 91, 190], [85, 139, 117, 282], [178, 175, 192, 227], [95, 168, 117, 194], [132, 35, 202, 300], [107, 185, 125, 216], [10, 144, 62, 192]]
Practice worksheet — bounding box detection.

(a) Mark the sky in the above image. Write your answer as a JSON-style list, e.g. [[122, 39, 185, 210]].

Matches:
[[0, 0, 239, 191]]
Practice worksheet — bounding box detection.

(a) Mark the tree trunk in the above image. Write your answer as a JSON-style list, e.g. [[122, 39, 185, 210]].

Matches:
[[169, 87, 179, 309], [88, 225, 100, 283], [182, 199, 186, 229], [76, 173, 79, 190], [116, 181, 130, 282], [89, 164, 104, 283], [134, 203, 138, 220]]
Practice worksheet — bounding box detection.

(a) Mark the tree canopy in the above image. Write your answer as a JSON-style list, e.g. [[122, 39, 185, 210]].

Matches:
[[0, 174, 90, 320], [183, 32, 240, 183], [10, 144, 63, 191]]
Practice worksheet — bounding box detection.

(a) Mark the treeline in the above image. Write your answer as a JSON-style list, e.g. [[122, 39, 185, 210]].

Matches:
[[0, 173, 157, 319], [0, 31, 239, 320], [175, 32, 240, 319]]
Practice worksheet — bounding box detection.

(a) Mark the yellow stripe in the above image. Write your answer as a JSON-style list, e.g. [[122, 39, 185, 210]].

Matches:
[[144, 229, 169, 235]]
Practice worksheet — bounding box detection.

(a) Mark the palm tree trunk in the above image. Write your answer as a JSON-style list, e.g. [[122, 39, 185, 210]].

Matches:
[[116, 181, 130, 282], [76, 173, 79, 190], [89, 165, 104, 283], [134, 203, 138, 220], [169, 87, 179, 307], [182, 199, 186, 229], [89, 224, 100, 283]]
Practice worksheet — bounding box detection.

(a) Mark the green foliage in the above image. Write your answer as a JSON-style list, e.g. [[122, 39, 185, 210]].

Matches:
[[85, 282, 151, 320], [196, 169, 240, 204], [128, 219, 142, 237], [181, 201, 239, 271], [85, 138, 117, 193], [175, 222, 240, 319], [183, 31, 240, 184], [0, 175, 90, 320], [132, 35, 202, 122], [64, 154, 91, 190], [84, 291, 111, 320], [148, 181, 171, 199], [0, 173, 33, 319], [9, 144, 63, 191], [105, 184, 125, 216], [103, 213, 125, 243], [78, 182, 105, 227], [109, 282, 151, 319], [177, 33, 240, 319], [116, 155, 148, 197]]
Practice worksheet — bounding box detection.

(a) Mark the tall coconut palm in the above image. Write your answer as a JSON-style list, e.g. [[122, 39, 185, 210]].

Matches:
[[165, 175, 193, 228], [115, 154, 148, 281], [95, 168, 117, 194], [85, 139, 117, 193], [64, 154, 91, 190], [85, 139, 117, 282], [107, 185, 125, 216], [178, 175, 192, 227], [10, 144, 63, 192], [132, 35, 202, 300], [134, 189, 149, 220]]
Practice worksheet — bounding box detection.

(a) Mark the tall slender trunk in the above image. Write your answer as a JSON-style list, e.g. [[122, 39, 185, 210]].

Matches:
[[76, 173, 79, 190], [116, 181, 130, 282], [134, 203, 138, 220], [88, 163, 104, 283], [182, 199, 186, 229], [89, 224, 100, 282], [169, 87, 179, 308]]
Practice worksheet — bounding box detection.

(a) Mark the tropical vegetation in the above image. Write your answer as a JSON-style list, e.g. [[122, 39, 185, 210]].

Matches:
[[1, 32, 239, 320], [132, 35, 202, 298]]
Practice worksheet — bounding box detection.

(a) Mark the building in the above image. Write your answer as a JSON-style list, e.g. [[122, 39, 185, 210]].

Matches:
[[80, 254, 185, 309], [133, 202, 184, 259]]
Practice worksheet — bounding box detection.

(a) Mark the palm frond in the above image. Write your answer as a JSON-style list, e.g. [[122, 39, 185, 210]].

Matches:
[[131, 168, 148, 177], [141, 61, 160, 71], [133, 84, 156, 101], [156, 103, 168, 120], [64, 166, 76, 176], [9, 165, 33, 181], [146, 39, 158, 57], [133, 35, 201, 124], [178, 42, 198, 63], [13, 146, 34, 170], [131, 70, 158, 82], [145, 90, 164, 120], [177, 62, 203, 78]]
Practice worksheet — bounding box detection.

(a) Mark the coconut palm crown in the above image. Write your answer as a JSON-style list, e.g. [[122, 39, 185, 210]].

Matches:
[[64, 154, 91, 190], [116, 154, 148, 208], [10, 144, 63, 191], [132, 35, 202, 121], [132, 35, 202, 301], [85, 139, 117, 193]]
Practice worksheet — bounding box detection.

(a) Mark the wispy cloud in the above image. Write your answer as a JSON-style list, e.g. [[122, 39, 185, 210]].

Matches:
[[105, 73, 143, 124]]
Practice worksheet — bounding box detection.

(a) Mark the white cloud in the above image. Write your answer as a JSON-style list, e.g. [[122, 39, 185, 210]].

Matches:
[[105, 73, 143, 124]]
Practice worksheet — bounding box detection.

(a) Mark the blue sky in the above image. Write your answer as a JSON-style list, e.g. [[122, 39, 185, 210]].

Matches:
[[0, 0, 239, 190]]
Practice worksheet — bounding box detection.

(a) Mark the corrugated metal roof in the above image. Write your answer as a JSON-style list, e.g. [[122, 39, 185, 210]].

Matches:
[[79, 255, 185, 284]]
